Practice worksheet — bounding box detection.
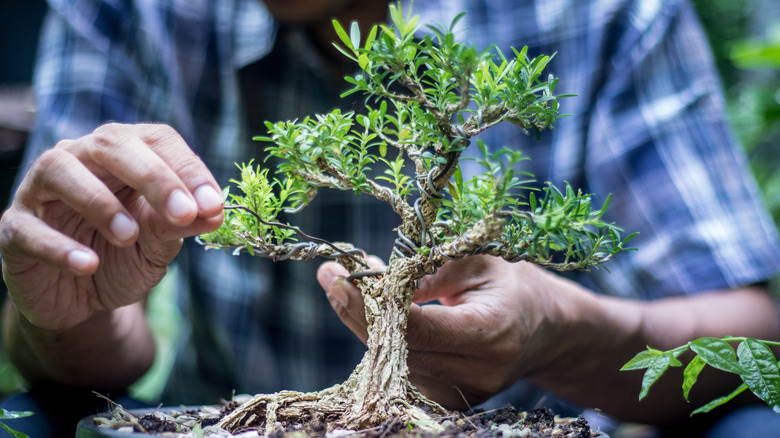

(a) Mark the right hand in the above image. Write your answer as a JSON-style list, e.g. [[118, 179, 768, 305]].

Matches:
[[0, 123, 224, 330], [318, 255, 593, 409]]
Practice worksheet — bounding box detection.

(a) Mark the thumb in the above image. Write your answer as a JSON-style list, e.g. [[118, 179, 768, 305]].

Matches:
[[317, 262, 368, 343]]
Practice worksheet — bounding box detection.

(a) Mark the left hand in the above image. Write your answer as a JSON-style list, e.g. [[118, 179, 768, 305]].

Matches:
[[317, 255, 588, 409]]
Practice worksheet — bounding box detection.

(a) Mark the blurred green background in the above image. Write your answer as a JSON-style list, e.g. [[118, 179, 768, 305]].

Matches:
[[692, 0, 780, 223], [1, 0, 779, 405]]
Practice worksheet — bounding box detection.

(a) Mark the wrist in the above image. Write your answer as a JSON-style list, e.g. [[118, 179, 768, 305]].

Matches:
[[3, 301, 154, 389], [523, 273, 644, 383]]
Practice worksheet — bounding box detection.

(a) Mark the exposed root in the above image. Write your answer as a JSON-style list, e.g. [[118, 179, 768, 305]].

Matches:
[[217, 388, 341, 434], [406, 381, 448, 416], [217, 382, 449, 435], [89, 399, 598, 438]]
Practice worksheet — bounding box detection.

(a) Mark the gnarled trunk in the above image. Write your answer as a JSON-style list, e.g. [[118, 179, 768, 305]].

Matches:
[[217, 257, 444, 434], [340, 262, 420, 427]]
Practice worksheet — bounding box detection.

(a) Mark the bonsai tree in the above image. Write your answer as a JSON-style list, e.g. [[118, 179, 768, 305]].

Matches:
[[199, 3, 634, 434]]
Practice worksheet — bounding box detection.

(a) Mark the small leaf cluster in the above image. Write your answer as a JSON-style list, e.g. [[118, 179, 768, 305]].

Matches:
[[333, 2, 565, 183], [506, 184, 634, 267], [440, 142, 534, 231], [437, 142, 635, 268], [334, 5, 563, 130], [622, 336, 780, 415], [259, 110, 380, 195], [198, 2, 630, 275], [199, 161, 308, 250]]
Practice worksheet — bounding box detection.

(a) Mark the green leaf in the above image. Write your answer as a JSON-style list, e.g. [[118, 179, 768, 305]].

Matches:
[[332, 19, 353, 50], [737, 339, 780, 413], [0, 422, 30, 438], [449, 11, 467, 33], [596, 193, 612, 219], [731, 40, 780, 69], [637, 354, 677, 400], [0, 411, 32, 421], [690, 337, 743, 374], [363, 24, 378, 50], [683, 355, 707, 401], [358, 54, 369, 70], [691, 384, 749, 416], [388, 2, 403, 31], [621, 348, 665, 371], [622, 347, 688, 401], [350, 21, 361, 54]]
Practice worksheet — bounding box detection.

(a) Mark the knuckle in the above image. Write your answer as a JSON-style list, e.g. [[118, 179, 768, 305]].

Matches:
[[136, 161, 168, 185], [0, 210, 24, 254], [140, 123, 179, 145], [143, 211, 175, 242], [176, 153, 206, 178], [32, 148, 63, 169], [141, 124, 201, 165], [481, 335, 519, 375], [92, 122, 128, 147], [53, 138, 76, 151], [141, 125, 208, 184], [83, 189, 116, 218], [28, 149, 67, 190]]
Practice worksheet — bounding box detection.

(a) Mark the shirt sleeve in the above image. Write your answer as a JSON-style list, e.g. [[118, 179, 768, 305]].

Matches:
[[18, 0, 212, 189], [579, 0, 780, 299], [19, 1, 138, 172]]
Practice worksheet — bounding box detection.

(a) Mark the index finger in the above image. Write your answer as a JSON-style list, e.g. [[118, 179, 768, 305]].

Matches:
[[77, 123, 223, 225], [134, 124, 224, 219]]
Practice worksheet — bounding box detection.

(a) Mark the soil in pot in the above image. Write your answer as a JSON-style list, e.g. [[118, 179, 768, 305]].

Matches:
[[76, 397, 606, 438]]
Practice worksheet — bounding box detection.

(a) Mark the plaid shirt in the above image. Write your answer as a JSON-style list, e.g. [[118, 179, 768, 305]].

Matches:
[[23, 0, 780, 408]]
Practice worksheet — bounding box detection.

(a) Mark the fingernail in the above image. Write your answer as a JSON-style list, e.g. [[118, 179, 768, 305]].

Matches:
[[167, 189, 197, 220], [327, 278, 350, 307], [194, 185, 223, 213], [110, 212, 137, 242], [68, 249, 95, 272]]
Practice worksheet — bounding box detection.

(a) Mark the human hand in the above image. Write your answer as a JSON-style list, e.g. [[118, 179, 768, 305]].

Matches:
[[0, 123, 224, 330], [317, 255, 588, 409]]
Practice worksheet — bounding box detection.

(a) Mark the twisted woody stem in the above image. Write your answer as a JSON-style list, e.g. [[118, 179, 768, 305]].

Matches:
[[223, 205, 371, 270]]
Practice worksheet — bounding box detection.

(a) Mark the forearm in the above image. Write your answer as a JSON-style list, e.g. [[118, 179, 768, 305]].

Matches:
[[2, 299, 155, 390], [529, 281, 780, 424]]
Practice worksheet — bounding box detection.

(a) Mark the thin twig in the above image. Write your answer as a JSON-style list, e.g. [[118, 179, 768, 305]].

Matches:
[[224, 205, 370, 270]]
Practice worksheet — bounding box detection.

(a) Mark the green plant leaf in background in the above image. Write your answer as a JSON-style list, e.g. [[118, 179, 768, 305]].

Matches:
[[692, 0, 780, 226], [624, 336, 780, 416], [689, 337, 744, 374], [0, 409, 32, 438], [737, 338, 780, 413], [682, 355, 707, 401], [691, 384, 749, 416], [622, 347, 685, 400], [731, 40, 780, 69]]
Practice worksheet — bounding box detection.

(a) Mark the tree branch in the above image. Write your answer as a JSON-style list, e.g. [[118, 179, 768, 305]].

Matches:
[[221, 205, 370, 269]]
